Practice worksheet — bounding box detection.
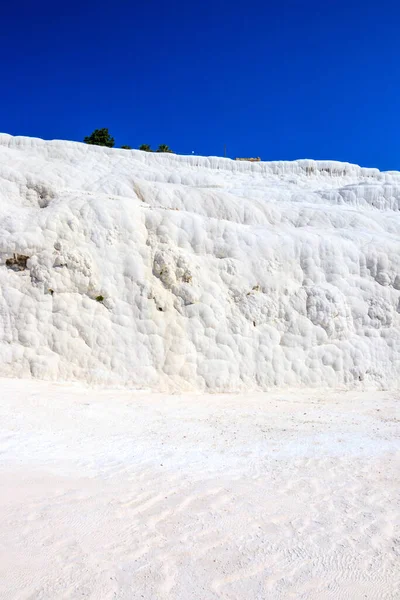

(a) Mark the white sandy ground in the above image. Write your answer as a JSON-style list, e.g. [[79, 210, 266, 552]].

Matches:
[[0, 379, 399, 599]]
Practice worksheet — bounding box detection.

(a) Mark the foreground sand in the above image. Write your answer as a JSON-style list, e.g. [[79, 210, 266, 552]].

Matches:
[[0, 379, 399, 599]]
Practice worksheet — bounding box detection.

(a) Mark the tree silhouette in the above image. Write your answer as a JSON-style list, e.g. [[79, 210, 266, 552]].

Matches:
[[121, 145, 131, 150], [139, 144, 152, 152], [156, 144, 172, 153], [83, 128, 115, 148]]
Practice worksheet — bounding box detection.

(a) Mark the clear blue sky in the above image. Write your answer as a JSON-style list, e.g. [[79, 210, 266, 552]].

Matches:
[[1, 0, 399, 169]]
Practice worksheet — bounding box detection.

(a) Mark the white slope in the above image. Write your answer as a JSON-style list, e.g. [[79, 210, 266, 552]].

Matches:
[[0, 380, 399, 599], [0, 134, 399, 390]]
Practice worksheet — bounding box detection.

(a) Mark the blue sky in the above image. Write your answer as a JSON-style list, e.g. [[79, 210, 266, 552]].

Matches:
[[1, 0, 399, 169]]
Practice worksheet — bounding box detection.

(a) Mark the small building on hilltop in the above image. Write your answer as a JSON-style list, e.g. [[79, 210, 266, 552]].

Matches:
[[235, 157, 261, 162]]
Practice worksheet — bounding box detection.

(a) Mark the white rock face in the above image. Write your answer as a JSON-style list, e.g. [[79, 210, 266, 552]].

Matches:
[[0, 134, 399, 390]]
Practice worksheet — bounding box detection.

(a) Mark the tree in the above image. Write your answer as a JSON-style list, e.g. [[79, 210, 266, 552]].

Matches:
[[83, 128, 115, 148], [156, 144, 172, 153], [121, 145, 131, 150], [139, 144, 152, 152]]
